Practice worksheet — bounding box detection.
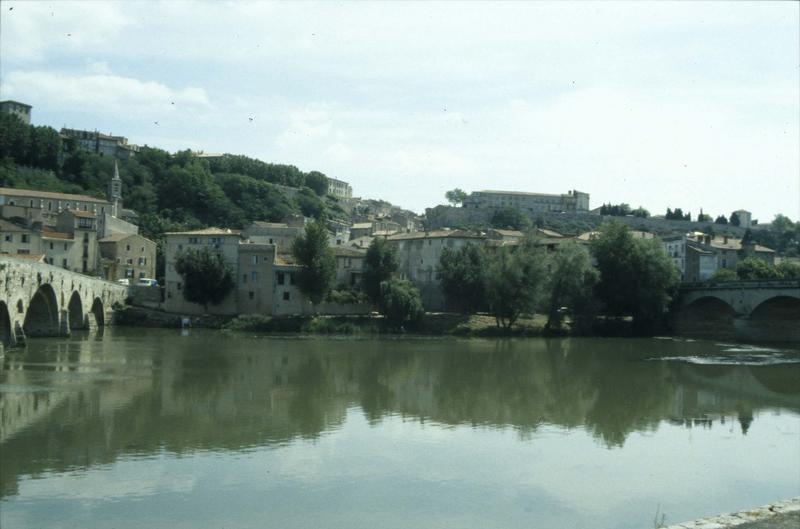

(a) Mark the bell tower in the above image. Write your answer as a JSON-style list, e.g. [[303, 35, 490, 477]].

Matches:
[[108, 161, 122, 216]]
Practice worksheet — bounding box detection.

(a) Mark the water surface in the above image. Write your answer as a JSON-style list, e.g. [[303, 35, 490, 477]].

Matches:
[[1, 330, 799, 528]]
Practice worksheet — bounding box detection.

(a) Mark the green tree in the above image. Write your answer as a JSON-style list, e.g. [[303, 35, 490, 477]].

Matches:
[[714, 215, 728, 225], [697, 210, 712, 222], [296, 187, 325, 218], [776, 261, 800, 279], [484, 239, 547, 329], [736, 257, 778, 280], [491, 207, 531, 231], [291, 219, 336, 305], [730, 212, 741, 227], [711, 268, 738, 282], [544, 241, 598, 332], [363, 238, 399, 306], [437, 243, 487, 313], [380, 278, 424, 329], [174, 247, 235, 312], [591, 222, 678, 331], [445, 188, 468, 206], [305, 171, 329, 196]]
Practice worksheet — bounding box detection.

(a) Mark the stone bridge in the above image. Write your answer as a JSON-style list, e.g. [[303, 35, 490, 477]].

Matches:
[[0, 256, 128, 348], [674, 280, 800, 342]]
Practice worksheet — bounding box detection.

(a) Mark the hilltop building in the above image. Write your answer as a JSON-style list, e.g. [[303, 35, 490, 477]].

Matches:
[[732, 209, 752, 228], [463, 189, 590, 213], [61, 128, 140, 160], [0, 100, 32, 125], [328, 177, 353, 198]]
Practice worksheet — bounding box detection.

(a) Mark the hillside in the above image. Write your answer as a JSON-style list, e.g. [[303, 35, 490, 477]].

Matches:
[[0, 113, 349, 244]]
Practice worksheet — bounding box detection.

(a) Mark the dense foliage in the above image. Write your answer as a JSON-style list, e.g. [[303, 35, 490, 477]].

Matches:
[[665, 207, 691, 221], [291, 219, 336, 305], [591, 222, 679, 331], [484, 239, 548, 329], [379, 278, 424, 329], [174, 246, 236, 311], [437, 243, 487, 313], [362, 238, 399, 306], [490, 207, 531, 231], [445, 188, 468, 206], [543, 241, 598, 332], [599, 203, 649, 218]]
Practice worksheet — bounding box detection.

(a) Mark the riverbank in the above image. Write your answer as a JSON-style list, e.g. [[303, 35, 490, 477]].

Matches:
[[113, 305, 553, 336], [660, 498, 800, 529]]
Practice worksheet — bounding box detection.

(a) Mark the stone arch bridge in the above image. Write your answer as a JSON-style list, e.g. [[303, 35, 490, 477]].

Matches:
[[675, 280, 800, 342], [0, 257, 128, 348]]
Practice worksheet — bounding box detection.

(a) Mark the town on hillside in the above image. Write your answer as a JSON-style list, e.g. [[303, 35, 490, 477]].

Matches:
[[1, 100, 798, 323]]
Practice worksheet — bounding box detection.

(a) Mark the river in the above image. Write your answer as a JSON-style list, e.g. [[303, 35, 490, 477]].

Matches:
[[1, 329, 799, 529]]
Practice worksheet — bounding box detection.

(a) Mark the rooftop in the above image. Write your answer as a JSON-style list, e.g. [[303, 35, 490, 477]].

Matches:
[[165, 227, 242, 236], [0, 219, 28, 232], [68, 210, 97, 219], [386, 229, 485, 241], [0, 187, 110, 204], [3, 253, 45, 262], [42, 228, 71, 240], [98, 232, 154, 244], [0, 100, 32, 109], [332, 247, 367, 257]]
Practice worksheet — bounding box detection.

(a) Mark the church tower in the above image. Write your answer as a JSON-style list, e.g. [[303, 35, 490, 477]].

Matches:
[[108, 161, 122, 217]]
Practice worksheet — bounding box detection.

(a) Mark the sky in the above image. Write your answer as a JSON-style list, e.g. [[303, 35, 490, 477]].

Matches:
[[1, 1, 798, 221]]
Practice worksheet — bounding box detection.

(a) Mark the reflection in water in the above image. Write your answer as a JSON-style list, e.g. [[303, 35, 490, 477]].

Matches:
[[2, 331, 798, 500]]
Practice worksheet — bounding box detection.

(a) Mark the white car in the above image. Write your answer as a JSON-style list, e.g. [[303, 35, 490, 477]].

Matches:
[[137, 278, 159, 287], [116, 278, 130, 285]]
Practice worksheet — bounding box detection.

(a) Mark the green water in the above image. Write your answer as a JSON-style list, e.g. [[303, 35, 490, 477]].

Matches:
[[1, 329, 799, 529]]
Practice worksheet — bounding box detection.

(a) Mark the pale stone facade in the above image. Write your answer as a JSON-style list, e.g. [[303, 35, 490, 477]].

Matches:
[[327, 177, 353, 198], [0, 100, 32, 125], [60, 128, 140, 159], [99, 233, 157, 281], [463, 189, 590, 213], [0, 187, 114, 227], [386, 230, 487, 310]]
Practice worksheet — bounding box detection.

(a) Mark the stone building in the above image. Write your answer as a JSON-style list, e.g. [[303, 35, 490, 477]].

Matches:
[[60, 128, 140, 159], [98, 232, 157, 281], [0, 187, 114, 227], [242, 219, 305, 252], [732, 209, 752, 229], [463, 189, 590, 213], [662, 234, 717, 282], [332, 247, 366, 288], [386, 230, 487, 310], [0, 219, 42, 257], [327, 177, 353, 198], [0, 100, 32, 125]]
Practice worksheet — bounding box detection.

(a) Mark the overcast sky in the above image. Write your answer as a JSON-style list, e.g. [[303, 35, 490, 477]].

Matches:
[[1, 1, 798, 221]]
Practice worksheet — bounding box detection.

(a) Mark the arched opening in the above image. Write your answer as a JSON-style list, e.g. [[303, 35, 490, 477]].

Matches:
[[674, 296, 737, 339], [746, 296, 800, 342], [0, 301, 12, 346], [67, 291, 85, 330], [23, 284, 61, 337], [91, 298, 105, 329]]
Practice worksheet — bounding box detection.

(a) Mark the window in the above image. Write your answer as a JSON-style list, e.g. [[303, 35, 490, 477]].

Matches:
[[242, 274, 247, 284], [17, 249, 30, 255], [63, 243, 68, 250], [127, 258, 133, 265], [251, 271, 258, 282], [177, 282, 183, 290], [251, 255, 259, 265], [189, 237, 198, 244], [62, 258, 68, 268], [289, 273, 296, 286], [4, 234, 11, 242], [139, 272, 145, 278], [138, 257, 145, 265], [283, 291, 290, 301], [248, 291, 255, 300], [126, 244, 131, 251], [126, 268, 133, 278], [277, 272, 285, 285], [116, 257, 120, 263], [21, 234, 29, 243], [269, 238, 273, 244], [141, 246, 145, 253]]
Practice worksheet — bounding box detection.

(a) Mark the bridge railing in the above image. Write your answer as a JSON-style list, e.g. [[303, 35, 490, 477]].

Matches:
[[680, 279, 800, 290]]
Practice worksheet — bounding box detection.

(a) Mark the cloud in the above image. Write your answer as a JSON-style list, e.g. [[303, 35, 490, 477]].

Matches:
[[2, 71, 212, 118]]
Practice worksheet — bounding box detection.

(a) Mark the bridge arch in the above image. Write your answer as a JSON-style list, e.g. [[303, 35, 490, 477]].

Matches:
[[67, 291, 85, 330], [23, 283, 60, 337], [91, 298, 105, 328], [0, 301, 11, 346], [746, 296, 800, 342], [674, 296, 737, 339]]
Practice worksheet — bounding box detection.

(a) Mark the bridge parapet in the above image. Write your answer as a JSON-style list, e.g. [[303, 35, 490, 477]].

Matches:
[[675, 279, 800, 342], [0, 256, 128, 347]]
